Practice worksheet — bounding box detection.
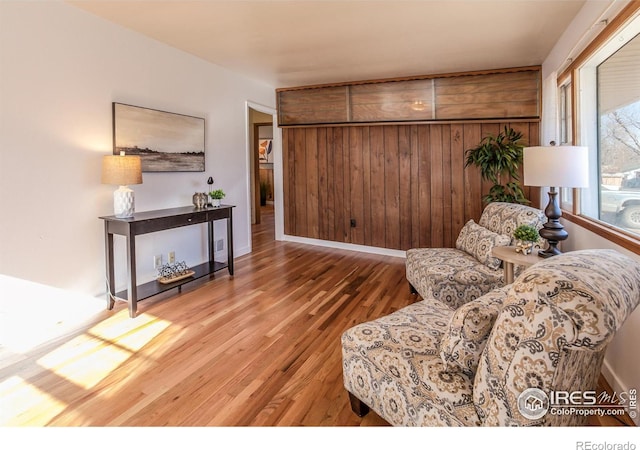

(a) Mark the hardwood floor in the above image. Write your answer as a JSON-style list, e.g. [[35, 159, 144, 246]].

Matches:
[[0, 206, 633, 427]]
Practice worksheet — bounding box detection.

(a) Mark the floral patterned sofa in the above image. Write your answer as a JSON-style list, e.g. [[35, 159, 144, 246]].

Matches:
[[342, 249, 640, 426], [405, 202, 546, 310]]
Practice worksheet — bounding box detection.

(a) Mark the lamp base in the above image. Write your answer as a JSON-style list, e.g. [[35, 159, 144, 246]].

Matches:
[[114, 185, 135, 218], [539, 187, 568, 258], [538, 246, 563, 258]]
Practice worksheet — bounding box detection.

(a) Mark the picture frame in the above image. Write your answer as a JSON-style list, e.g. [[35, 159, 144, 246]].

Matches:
[[258, 139, 272, 163], [112, 102, 205, 172]]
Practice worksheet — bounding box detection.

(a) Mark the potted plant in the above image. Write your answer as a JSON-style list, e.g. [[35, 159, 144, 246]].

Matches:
[[209, 188, 225, 207], [513, 224, 540, 255], [259, 181, 269, 206], [464, 126, 529, 205]]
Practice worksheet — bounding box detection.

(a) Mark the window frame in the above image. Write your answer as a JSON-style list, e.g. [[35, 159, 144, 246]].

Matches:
[[558, 76, 575, 212]]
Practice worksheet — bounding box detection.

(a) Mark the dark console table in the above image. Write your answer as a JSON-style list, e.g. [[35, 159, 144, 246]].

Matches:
[[99, 205, 234, 318]]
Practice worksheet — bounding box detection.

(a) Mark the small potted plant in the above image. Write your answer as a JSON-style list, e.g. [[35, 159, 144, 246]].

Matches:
[[209, 189, 225, 207], [513, 224, 540, 255], [260, 181, 269, 206]]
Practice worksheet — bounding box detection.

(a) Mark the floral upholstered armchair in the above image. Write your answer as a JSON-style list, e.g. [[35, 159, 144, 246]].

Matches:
[[342, 249, 640, 426], [405, 202, 546, 310]]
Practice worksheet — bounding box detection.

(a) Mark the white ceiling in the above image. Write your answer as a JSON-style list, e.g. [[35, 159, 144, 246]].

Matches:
[[69, 0, 587, 88]]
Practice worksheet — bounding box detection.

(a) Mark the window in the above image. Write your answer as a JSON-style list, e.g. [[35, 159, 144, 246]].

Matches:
[[558, 80, 574, 210], [597, 34, 640, 232], [559, 81, 573, 146], [576, 15, 640, 237]]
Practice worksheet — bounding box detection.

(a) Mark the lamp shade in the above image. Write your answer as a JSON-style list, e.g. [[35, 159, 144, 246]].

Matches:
[[101, 154, 143, 218], [101, 154, 142, 186], [523, 146, 589, 188]]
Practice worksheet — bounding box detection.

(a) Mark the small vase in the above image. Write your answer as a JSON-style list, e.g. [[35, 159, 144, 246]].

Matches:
[[211, 198, 221, 207], [515, 240, 533, 255], [193, 192, 208, 209]]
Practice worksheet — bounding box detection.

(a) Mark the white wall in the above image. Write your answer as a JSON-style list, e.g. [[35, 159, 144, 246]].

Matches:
[[541, 0, 639, 422], [0, 1, 275, 296]]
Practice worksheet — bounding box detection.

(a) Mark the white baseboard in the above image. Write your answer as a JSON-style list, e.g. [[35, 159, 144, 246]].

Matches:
[[601, 359, 639, 425], [216, 245, 250, 261], [280, 234, 407, 259]]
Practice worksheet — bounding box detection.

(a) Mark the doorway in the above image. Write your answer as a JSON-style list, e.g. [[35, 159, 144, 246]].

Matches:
[[253, 121, 273, 225], [246, 102, 278, 249]]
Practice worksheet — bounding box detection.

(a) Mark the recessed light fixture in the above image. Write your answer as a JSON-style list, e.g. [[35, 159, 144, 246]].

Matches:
[[411, 100, 427, 111]]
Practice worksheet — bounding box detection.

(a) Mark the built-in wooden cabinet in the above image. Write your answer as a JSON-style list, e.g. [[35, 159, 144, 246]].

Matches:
[[350, 79, 435, 122], [434, 70, 540, 119], [278, 86, 349, 125], [277, 67, 540, 126]]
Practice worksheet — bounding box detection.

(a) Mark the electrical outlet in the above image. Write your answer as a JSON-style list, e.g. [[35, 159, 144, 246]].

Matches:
[[216, 239, 224, 251], [154, 254, 163, 269], [168, 251, 175, 264]]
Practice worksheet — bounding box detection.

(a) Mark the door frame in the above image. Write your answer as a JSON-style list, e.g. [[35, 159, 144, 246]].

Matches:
[[245, 101, 279, 251], [253, 121, 272, 224]]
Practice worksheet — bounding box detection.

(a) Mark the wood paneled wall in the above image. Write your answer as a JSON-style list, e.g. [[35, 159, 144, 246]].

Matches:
[[283, 122, 540, 250]]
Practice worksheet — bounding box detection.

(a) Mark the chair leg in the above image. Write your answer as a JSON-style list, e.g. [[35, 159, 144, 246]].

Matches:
[[409, 282, 418, 295], [348, 391, 370, 417]]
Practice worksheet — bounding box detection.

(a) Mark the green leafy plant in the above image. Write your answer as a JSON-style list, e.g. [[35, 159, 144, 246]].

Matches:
[[209, 189, 226, 200], [464, 126, 529, 205], [513, 224, 539, 242]]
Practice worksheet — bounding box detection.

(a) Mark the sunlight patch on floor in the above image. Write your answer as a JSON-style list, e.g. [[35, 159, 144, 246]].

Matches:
[[37, 334, 133, 390], [0, 274, 180, 423], [1, 309, 179, 425], [0, 375, 67, 426], [88, 309, 173, 353], [0, 275, 105, 354], [37, 310, 173, 390]]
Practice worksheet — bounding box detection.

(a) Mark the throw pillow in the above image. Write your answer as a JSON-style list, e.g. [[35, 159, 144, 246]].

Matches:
[[456, 219, 510, 270], [439, 286, 509, 376]]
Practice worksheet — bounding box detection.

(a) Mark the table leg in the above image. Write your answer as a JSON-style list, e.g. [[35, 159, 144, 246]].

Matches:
[[504, 261, 514, 284], [227, 213, 234, 276], [104, 226, 115, 310], [208, 220, 214, 266], [126, 232, 138, 318]]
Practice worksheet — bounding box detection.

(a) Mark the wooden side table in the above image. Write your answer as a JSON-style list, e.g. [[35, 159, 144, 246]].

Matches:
[[492, 246, 543, 284]]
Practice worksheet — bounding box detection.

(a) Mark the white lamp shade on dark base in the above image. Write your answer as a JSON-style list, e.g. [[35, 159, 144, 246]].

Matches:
[[114, 185, 135, 218], [523, 145, 589, 257]]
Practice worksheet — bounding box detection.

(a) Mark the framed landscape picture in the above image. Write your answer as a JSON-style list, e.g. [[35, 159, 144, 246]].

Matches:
[[112, 102, 205, 172]]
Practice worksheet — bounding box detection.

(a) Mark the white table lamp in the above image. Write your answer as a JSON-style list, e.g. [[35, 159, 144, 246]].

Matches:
[[101, 152, 143, 218], [523, 145, 589, 257]]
